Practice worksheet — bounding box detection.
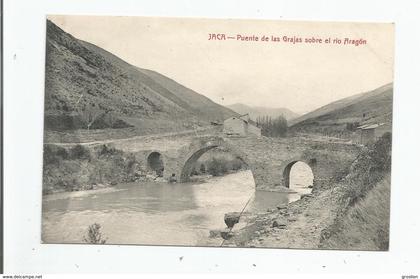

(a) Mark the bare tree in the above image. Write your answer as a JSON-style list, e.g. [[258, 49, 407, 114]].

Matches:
[[81, 103, 105, 130]]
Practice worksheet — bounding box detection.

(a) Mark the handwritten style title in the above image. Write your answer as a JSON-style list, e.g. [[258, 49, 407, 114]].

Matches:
[[208, 33, 367, 46]]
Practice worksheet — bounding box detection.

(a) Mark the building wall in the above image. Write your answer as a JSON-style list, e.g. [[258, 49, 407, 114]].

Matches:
[[223, 117, 246, 136], [223, 117, 261, 137], [361, 129, 376, 145], [247, 123, 261, 137]]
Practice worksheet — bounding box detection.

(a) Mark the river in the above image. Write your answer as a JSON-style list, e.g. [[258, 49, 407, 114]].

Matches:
[[42, 162, 313, 246]]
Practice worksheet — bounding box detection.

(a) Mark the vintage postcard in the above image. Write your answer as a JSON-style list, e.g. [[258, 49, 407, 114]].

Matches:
[[41, 15, 394, 250]]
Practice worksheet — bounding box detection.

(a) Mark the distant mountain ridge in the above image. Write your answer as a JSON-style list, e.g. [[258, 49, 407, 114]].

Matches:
[[227, 103, 300, 122], [289, 83, 393, 136], [289, 83, 392, 126], [44, 20, 237, 133]]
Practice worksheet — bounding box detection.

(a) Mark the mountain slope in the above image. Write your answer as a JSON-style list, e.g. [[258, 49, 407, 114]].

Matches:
[[289, 83, 393, 137], [227, 103, 300, 121], [137, 68, 237, 121], [44, 20, 236, 133], [289, 83, 392, 126]]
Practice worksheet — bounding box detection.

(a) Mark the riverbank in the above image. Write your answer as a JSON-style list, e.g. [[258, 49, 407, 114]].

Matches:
[[226, 176, 390, 250], [42, 144, 141, 194], [221, 186, 340, 248]]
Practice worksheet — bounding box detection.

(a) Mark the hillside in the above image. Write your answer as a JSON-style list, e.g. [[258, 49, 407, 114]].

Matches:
[[227, 103, 299, 121], [289, 83, 393, 138], [44, 20, 236, 135]]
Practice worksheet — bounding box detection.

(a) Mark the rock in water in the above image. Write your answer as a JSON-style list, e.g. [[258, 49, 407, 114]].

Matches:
[[224, 212, 241, 228]]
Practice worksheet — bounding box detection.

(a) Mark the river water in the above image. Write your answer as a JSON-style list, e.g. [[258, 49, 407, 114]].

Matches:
[[42, 162, 313, 246]]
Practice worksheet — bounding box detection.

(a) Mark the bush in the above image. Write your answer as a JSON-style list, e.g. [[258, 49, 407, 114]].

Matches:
[[346, 122, 360, 131], [43, 145, 59, 165], [199, 164, 206, 174], [98, 144, 119, 157], [44, 114, 85, 131], [229, 158, 244, 171], [43, 144, 69, 165], [112, 118, 132, 129], [83, 223, 107, 244], [207, 158, 229, 176], [194, 156, 246, 177], [125, 154, 137, 174], [369, 132, 392, 172], [44, 112, 132, 131], [190, 166, 199, 176], [43, 144, 140, 193], [69, 144, 91, 160]]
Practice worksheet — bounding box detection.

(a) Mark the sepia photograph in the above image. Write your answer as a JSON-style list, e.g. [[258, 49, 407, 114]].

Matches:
[[41, 15, 394, 250]]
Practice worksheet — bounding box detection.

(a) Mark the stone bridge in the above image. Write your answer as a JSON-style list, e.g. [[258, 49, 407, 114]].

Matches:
[[110, 133, 362, 191]]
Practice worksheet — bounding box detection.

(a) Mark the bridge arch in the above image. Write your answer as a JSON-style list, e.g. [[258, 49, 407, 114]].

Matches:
[[147, 151, 165, 177], [281, 157, 317, 188], [178, 137, 255, 184]]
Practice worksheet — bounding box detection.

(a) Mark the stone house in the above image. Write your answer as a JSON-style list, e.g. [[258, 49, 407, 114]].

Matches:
[[356, 123, 384, 145], [223, 114, 261, 137]]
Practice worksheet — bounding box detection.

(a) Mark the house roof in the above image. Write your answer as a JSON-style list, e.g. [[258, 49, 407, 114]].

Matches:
[[238, 114, 250, 123], [225, 114, 258, 126], [226, 116, 248, 124], [225, 114, 248, 122], [357, 123, 385, 130]]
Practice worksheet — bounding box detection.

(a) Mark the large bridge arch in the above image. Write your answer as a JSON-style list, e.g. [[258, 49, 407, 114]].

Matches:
[[177, 136, 257, 185]]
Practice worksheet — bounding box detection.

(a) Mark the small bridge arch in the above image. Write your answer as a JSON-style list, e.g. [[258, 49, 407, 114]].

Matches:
[[146, 151, 165, 176], [281, 158, 317, 188]]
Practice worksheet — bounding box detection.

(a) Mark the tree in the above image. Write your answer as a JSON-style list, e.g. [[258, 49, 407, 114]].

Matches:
[[81, 103, 105, 130], [83, 223, 107, 244], [256, 115, 288, 137]]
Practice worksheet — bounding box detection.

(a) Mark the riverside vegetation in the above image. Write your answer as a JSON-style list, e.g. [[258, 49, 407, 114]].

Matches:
[[42, 144, 139, 194], [191, 157, 246, 177]]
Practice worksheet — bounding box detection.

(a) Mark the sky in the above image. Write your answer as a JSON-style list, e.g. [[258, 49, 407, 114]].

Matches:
[[48, 15, 394, 114]]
